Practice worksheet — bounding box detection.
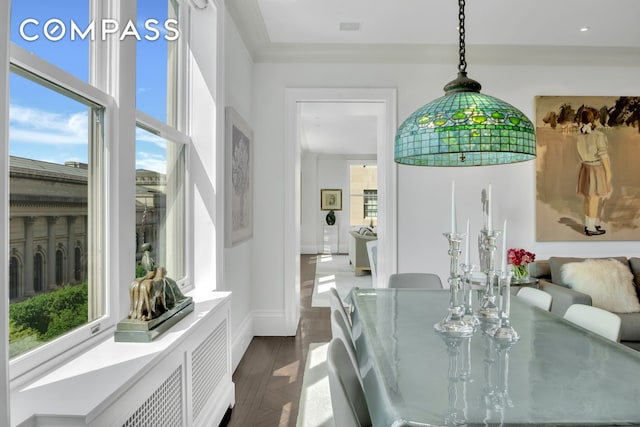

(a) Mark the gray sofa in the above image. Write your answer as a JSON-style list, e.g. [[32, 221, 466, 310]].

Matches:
[[348, 229, 377, 275], [529, 256, 640, 350]]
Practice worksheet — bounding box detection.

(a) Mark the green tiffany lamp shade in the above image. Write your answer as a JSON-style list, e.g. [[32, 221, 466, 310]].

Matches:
[[395, 77, 536, 167]]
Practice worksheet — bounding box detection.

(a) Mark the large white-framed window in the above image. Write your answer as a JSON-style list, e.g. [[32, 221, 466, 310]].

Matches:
[[7, 52, 109, 380], [135, 116, 188, 285], [136, 0, 180, 126], [5, 0, 193, 383], [134, 0, 190, 290]]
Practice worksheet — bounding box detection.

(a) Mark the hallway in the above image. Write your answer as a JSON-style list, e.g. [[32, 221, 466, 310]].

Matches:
[[226, 254, 330, 426]]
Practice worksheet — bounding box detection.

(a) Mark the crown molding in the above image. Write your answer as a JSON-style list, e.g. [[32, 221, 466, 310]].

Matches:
[[225, 0, 270, 60], [254, 44, 640, 66], [226, 2, 640, 66]]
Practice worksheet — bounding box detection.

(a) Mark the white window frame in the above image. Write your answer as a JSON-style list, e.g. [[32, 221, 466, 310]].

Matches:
[[135, 111, 192, 291], [8, 43, 115, 384], [5, 0, 194, 385], [363, 189, 378, 219], [134, 0, 193, 292], [1, 2, 11, 422]]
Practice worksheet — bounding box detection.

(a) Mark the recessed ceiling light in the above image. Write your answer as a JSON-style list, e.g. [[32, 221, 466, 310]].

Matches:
[[339, 22, 361, 32], [580, 26, 590, 32]]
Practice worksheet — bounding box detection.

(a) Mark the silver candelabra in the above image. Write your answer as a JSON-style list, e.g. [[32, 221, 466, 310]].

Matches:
[[461, 263, 480, 327], [477, 229, 501, 321], [489, 271, 519, 342], [434, 232, 474, 337]]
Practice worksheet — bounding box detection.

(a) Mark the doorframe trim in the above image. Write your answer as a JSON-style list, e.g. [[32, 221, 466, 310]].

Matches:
[[283, 87, 397, 333]]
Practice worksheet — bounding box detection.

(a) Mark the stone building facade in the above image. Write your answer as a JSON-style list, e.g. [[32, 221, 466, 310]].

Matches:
[[9, 156, 165, 302], [9, 157, 88, 301]]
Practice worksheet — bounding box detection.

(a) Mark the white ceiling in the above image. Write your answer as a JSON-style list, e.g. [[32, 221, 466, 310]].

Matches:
[[229, 0, 640, 58], [255, 0, 640, 48], [300, 102, 384, 155], [227, 0, 640, 155]]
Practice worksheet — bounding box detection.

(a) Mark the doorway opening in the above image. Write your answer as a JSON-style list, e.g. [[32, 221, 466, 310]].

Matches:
[[283, 88, 397, 334]]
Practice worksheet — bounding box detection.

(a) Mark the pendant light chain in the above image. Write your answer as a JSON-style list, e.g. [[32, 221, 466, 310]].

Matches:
[[458, 0, 467, 73]]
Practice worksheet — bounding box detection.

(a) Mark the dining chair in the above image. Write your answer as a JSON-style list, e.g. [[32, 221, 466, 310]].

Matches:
[[516, 287, 553, 311], [327, 338, 372, 427], [388, 273, 443, 289], [330, 309, 359, 369], [329, 287, 352, 326], [366, 239, 378, 286], [563, 304, 622, 342]]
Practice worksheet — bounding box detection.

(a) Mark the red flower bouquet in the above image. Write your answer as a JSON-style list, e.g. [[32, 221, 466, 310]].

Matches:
[[507, 248, 536, 280]]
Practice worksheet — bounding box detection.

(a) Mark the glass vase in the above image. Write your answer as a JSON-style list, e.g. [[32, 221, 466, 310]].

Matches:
[[512, 264, 529, 282]]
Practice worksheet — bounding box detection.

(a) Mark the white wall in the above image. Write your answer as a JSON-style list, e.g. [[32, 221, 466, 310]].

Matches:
[[222, 9, 254, 369], [301, 153, 353, 254], [249, 59, 640, 311], [189, 1, 223, 291], [301, 153, 378, 255], [317, 155, 349, 252], [300, 151, 318, 253]]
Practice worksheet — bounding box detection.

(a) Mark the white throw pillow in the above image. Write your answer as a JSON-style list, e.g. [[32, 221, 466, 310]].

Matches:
[[561, 258, 640, 313]]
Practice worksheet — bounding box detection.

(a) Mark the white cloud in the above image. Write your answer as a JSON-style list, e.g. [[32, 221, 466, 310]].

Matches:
[[9, 105, 87, 145], [136, 127, 167, 149], [9, 104, 170, 171], [136, 151, 166, 174]]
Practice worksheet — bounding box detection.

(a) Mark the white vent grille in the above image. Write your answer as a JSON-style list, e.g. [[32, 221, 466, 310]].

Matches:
[[192, 319, 228, 419], [123, 366, 183, 427], [339, 22, 360, 31]]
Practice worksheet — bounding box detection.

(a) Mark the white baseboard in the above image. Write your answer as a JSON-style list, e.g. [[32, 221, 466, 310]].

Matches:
[[252, 309, 294, 336], [231, 313, 253, 372], [301, 246, 349, 255], [300, 245, 317, 254]]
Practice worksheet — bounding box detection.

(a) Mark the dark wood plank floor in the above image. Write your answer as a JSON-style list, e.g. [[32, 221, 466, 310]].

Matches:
[[225, 254, 331, 427]]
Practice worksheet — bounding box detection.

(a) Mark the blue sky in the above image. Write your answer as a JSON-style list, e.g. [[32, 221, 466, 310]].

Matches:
[[9, 0, 170, 173]]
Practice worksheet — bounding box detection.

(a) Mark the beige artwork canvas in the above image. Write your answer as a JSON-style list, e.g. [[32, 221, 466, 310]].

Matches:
[[535, 96, 640, 241]]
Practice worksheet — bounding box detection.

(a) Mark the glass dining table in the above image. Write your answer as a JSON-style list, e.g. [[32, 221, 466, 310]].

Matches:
[[350, 288, 640, 426]]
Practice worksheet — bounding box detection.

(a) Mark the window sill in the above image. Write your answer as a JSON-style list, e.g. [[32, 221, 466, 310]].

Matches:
[[11, 289, 232, 427]]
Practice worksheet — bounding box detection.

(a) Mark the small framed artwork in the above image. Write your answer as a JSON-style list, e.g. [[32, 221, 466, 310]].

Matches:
[[225, 107, 253, 247], [320, 189, 342, 211]]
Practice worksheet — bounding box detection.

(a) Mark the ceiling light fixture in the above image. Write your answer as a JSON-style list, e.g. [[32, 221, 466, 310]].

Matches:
[[580, 26, 590, 32], [394, 0, 536, 166]]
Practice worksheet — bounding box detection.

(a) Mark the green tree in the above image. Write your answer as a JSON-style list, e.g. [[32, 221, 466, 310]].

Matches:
[[9, 282, 89, 357]]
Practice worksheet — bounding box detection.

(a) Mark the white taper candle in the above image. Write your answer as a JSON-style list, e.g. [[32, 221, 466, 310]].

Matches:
[[501, 219, 508, 272], [487, 184, 493, 232], [465, 218, 470, 265], [451, 181, 457, 233]]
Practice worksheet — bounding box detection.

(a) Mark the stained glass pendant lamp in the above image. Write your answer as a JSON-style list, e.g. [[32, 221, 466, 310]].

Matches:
[[394, 0, 536, 167]]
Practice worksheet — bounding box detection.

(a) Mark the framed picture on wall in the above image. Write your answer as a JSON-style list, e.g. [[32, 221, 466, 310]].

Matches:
[[320, 189, 342, 211], [225, 107, 253, 247], [535, 95, 640, 241]]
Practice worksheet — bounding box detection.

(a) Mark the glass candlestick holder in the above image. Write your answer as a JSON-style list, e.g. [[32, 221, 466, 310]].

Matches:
[[461, 263, 480, 327], [478, 270, 499, 321], [491, 271, 519, 342], [434, 232, 474, 337], [477, 229, 501, 322]]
